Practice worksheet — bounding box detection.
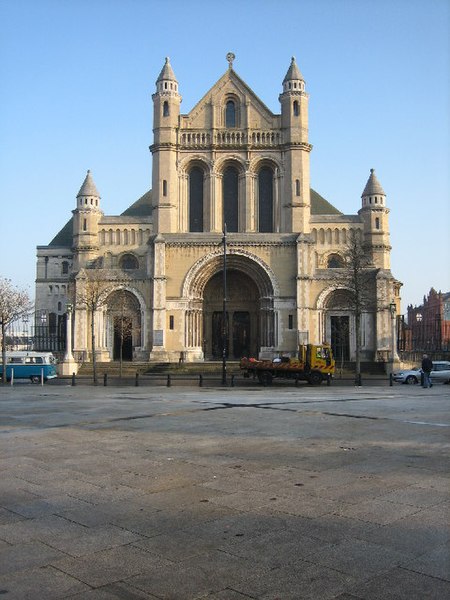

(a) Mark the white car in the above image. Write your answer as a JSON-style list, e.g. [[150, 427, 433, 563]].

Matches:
[[392, 367, 422, 385], [429, 361, 450, 384], [393, 361, 450, 385]]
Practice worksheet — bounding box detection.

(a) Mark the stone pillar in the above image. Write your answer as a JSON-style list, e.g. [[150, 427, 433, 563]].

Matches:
[[60, 304, 79, 375]]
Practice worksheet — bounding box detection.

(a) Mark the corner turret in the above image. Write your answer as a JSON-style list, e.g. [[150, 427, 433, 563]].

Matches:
[[72, 170, 103, 269], [279, 57, 311, 232], [151, 57, 182, 233], [359, 169, 391, 269]]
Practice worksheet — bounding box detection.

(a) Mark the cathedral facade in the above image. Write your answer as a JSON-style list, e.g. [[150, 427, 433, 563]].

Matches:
[[35, 55, 401, 365]]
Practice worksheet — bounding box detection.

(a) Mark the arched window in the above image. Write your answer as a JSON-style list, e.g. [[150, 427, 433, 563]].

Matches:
[[163, 101, 169, 117], [295, 179, 300, 196], [293, 101, 299, 116], [189, 167, 204, 232], [162, 180, 167, 196], [328, 254, 344, 268], [119, 254, 139, 270], [375, 217, 380, 230], [258, 167, 274, 232], [225, 100, 236, 128], [223, 166, 239, 232]]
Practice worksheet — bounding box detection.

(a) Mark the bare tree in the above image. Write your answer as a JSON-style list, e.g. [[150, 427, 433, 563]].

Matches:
[[333, 229, 377, 384], [74, 269, 111, 384], [0, 278, 33, 383]]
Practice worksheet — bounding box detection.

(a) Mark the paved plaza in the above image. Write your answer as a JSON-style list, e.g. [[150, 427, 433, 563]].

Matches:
[[0, 382, 449, 599]]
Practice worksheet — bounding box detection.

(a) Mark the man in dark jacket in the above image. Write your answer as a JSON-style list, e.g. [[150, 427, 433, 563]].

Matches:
[[421, 354, 433, 388]]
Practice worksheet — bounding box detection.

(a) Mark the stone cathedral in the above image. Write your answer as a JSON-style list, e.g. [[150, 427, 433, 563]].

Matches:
[[35, 55, 401, 365]]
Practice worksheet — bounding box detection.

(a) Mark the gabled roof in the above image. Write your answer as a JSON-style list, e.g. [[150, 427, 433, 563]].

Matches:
[[48, 217, 73, 247], [310, 189, 342, 215], [185, 66, 276, 122], [121, 190, 153, 217]]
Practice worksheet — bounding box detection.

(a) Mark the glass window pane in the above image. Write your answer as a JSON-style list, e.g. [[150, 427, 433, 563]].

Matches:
[[189, 167, 204, 232], [258, 167, 273, 232], [223, 167, 239, 232]]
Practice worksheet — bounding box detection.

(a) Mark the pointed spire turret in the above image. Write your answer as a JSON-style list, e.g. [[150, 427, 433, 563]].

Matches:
[[361, 168, 385, 197], [282, 56, 305, 93], [155, 57, 179, 94], [76, 170, 100, 199]]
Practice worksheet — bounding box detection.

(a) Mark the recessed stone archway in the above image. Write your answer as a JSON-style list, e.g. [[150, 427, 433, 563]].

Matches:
[[104, 288, 143, 361], [183, 250, 277, 359]]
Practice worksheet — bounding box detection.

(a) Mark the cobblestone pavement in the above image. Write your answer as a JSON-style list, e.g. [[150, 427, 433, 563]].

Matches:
[[0, 383, 449, 599]]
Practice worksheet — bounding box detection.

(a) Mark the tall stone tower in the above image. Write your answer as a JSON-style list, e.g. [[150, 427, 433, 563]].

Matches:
[[279, 57, 312, 233], [359, 168, 391, 269], [150, 57, 182, 233], [72, 170, 102, 269]]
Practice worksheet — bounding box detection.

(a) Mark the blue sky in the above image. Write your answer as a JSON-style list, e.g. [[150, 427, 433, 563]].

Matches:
[[0, 0, 449, 313]]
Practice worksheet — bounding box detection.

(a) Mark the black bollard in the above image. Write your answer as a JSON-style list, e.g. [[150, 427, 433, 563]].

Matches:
[[199, 374, 203, 387], [135, 372, 139, 387], [327, 373, 331, 386], [167, 374, 171, 387], [104, 373, 108, 386], [295, 376, 299, 387], [231, 374, 235, 387], [389, 373, 393, 387], [71, 372, 76, 386]]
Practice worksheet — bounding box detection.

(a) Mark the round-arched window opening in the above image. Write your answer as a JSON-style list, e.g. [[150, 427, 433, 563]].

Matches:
[[120, 254, 139, 270], [327, 254, 344, 268]]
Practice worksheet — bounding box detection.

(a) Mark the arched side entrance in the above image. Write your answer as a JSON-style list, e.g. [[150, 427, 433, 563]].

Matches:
[[183, 251, 277, 360], [318, 288, 354, 364], [105, 289, 142, 361]]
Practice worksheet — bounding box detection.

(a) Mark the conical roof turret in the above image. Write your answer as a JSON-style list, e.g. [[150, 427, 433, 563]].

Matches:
[[77, 170, 100, 198], [283, 56, 304, 84], [156, 56, 178, 84], [361, 168, 385, 197]]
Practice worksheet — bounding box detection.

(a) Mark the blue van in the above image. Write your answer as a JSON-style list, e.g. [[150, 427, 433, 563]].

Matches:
[[1, 352, 58, 383]]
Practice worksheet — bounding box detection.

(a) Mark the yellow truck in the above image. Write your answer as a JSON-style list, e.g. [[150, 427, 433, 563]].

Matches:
[[240, 343, 335, 385]]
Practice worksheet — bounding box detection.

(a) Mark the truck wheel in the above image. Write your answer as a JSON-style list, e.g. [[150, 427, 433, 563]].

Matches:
[[308, 371, 323, 385], [30, 376, 40, 384]]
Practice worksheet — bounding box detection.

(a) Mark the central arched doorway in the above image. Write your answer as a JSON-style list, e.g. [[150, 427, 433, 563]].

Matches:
[[203, 270, 259, 359], [184, 251, 276, 361]]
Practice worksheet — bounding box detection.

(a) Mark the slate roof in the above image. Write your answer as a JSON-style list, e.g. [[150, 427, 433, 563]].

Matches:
[[48, 217, 73, 247], [310, 189, 342, 215], [121, 190, 152, 217]]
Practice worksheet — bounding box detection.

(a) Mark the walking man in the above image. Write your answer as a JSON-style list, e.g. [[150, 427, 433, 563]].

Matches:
[[421, 354, 433, 388]]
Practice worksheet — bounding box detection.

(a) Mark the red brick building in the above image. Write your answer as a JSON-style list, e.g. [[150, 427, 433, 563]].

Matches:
[[405, 288, 450, 351]]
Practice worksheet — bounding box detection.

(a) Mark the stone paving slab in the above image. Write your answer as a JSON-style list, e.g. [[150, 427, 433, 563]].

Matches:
[[0, 383, 449, 599]]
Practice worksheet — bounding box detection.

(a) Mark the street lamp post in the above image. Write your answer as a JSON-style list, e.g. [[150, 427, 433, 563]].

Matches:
[[416, 312, 423, 352], [222, 224, 227, 386]]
